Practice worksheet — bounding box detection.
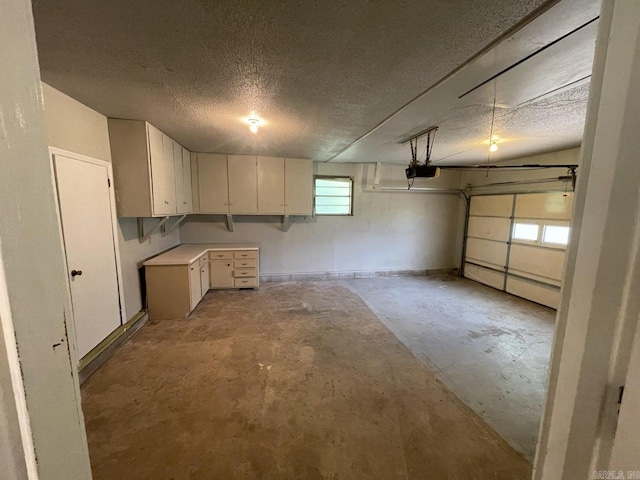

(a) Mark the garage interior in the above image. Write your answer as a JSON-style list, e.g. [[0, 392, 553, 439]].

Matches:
[[3, 0, 640, 479]]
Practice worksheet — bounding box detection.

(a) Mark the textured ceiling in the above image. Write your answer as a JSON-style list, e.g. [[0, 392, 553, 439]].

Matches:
[[331, 0, 600, 164], [32, 0, 554, 160]]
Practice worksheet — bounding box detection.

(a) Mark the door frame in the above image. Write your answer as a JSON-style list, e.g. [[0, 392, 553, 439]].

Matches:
[[49, 147, 126, 360]]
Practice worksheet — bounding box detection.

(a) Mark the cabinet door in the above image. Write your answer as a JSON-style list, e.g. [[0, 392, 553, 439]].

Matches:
[[285, 158, 313, 215], [210, 260, 234, 288], [182, 147, 193, 213], [200, 263, 210, 297], [228, 155, 258, 214], [174, 141, 187, 213], [197, 154, 229, 213], [148, 124, 169, 215], [149, 127, 177, 215], [189, 262, 202, 310], [258, 156, 285, 214]]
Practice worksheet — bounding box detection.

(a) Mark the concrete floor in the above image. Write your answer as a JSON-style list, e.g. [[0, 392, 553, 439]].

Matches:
[[345, 276, 555, 460], [82, 281, 532, 479]]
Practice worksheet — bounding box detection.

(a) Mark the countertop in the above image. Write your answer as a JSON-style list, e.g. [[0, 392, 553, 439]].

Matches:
[[143, 244, 259, 266]]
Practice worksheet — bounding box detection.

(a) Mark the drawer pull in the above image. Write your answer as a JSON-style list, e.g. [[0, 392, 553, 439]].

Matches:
[[241, 254, 248, 257], [217, 254, 224, 257], [240, 262, 247, 266]]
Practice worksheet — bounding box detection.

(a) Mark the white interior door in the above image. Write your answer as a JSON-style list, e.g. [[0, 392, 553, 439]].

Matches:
[[53, 154, 122, 358]]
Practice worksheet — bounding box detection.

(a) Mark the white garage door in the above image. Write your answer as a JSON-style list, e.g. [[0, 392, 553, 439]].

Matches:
[[463, 192, 573, 309]]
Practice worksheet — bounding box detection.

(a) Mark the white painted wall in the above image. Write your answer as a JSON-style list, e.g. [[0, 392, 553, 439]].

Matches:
[[0, 317, 27, 479], [181, 162, 464, 276], [41, 83, 181, 321], [116, 219, 182, 320], [42, 83, 112, 162], [0, 1, 91, 476]]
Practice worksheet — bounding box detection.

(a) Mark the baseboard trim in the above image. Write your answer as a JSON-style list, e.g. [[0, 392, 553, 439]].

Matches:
[[78, 310, 148, 384], [260, 268, 457, 283]]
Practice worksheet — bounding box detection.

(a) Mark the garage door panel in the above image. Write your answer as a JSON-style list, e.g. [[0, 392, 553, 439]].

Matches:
[[514, 192, 573, 220], [467, 216, 511, 242], [508, 244, 566, 281], [469, 195, 513, 217], [507, 268, 562, 288], [506, 277, 560, 309], [465, 238, 507, 268], [465, 263, 505, 290]]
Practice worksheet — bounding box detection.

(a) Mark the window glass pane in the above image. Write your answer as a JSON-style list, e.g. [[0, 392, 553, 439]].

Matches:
[[543, 225, 570, 245], [315, 186, 351, 196], [316, 196, 350, 206], [315, 177, 352, 215], [316, 178, 350, 188], [513, 223, 539, 241], [316, 205, 351, 215]]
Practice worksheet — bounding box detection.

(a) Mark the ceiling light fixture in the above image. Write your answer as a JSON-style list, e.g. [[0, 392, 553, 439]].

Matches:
[[248, 117, 260, 134], [490, 141, 498, 152]]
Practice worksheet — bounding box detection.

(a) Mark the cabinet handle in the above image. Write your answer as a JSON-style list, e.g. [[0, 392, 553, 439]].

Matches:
[[70, 269, 83, 277]]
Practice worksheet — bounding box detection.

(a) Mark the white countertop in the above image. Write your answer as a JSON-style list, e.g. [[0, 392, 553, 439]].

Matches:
[[143, 244, 259, 266]]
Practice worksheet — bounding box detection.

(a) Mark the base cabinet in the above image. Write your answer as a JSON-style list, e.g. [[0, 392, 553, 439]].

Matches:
[[189, 261, 202, 310], [209, 259, 234, 288], [145, 245, 259, 320]]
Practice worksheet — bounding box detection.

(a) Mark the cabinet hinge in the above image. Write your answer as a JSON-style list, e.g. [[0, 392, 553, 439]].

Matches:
[[618, 385, 625, 404]]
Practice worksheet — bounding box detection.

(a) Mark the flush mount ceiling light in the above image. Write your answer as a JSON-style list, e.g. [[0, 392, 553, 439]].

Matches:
[[245, 115, 262, 134], [490, 141, 499, 152]]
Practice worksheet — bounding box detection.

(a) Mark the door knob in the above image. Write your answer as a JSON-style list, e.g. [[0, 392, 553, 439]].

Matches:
[[71, 270, 83, 277]]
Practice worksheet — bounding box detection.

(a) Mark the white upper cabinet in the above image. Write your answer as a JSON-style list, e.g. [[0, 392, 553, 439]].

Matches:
[[181, 147, 193, 213], [197, 153, 229, 213], [192, 154, 313, 217], [108, 119, 189, 217], [173, 141, 193, 215], [285, 158, 313, 215], [228, 155, 258, 214], [173, 140, 185, 214], [258, 156, 285, 214]]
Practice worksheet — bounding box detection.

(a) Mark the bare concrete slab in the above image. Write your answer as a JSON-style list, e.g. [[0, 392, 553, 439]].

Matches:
[[81, 281, 531, 479], [345, 275, 555, 460]]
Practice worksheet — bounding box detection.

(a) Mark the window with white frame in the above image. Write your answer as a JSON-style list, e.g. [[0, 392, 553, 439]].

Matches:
[[542, 225, 570, 246], [314, 176, 353, 215], [512, 221, 570, 247]]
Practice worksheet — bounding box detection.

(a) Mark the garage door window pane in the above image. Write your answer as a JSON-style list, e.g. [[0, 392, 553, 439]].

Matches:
[[513, 223, 539, 241], [543, 225, 570, 245]]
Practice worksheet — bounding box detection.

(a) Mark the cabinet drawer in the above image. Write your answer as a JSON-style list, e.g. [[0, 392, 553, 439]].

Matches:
[[199, 255, 208, 267], [234, 250, 257, 259], [234, 277, 257, 288], [209, 251, 233, 260], [234, 258, 257, 268], [234, 268, 257, 278]]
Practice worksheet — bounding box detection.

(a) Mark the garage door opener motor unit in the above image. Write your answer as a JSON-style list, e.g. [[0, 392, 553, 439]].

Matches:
[[404, 126, 440, 183]]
